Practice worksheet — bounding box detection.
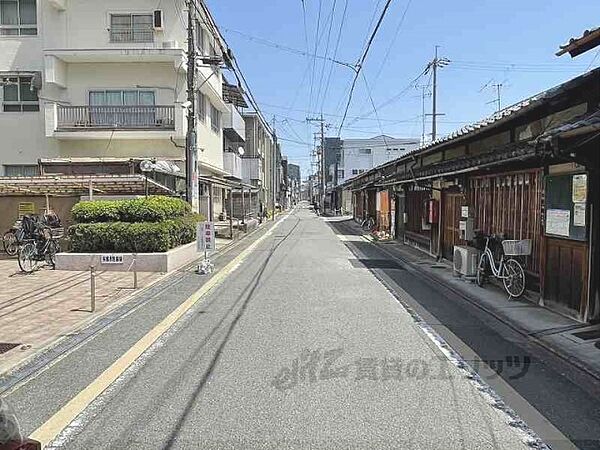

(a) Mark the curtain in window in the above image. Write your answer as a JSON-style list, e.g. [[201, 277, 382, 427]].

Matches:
[[0, 1, 18, 25], [19, 0, 35, 25]]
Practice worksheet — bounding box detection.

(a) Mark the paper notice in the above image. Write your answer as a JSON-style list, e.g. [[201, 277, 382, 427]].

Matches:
[[572, 174, 587, 203], [546, 209, 571, 237], [573, 203, 586, 227]]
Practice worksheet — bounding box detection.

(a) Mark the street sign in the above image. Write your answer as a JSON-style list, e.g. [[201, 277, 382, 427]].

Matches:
[[197, 222, 215, 252]]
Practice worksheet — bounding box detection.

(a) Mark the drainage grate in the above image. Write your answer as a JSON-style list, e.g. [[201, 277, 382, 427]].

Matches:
[[572, 328, 600, 341], [349, 259, 403, 270], [0, 343, 20, 355]]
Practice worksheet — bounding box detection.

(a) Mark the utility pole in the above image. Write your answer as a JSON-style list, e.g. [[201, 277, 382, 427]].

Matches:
[[306, 114, 327, 211], [185, 0, 198, 211], [427, 46, 450, 141], [272, 117, 277, 221]]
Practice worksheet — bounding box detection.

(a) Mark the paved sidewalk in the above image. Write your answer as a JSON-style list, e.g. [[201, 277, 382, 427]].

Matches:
[[0, 233, 240, 377], [0, 256, 163, 375], [342, 219, 600, 380]]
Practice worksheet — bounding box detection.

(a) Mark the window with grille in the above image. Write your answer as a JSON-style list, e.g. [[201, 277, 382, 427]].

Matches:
[[0, 0, 36, 36], [210, 103, 220, 133], [110, 14, 153, 43], [2, 75, 39, 112]]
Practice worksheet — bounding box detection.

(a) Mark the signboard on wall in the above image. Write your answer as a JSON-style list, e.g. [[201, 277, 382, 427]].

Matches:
[[545, 173, 588, 241], [18, 202, 35, 218]]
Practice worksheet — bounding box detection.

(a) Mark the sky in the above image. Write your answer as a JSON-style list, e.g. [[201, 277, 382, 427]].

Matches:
[[207, 0, 600, 179]]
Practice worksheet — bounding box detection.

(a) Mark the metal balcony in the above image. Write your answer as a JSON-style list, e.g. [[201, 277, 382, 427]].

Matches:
[[56, 105, 176, 130]]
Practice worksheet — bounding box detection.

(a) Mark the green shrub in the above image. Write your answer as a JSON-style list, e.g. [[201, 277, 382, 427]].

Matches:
[[72, 201, 121, 223], [68, 213, 203, 253], [71, 196, 192, 224], [118, 196, 191, 222]]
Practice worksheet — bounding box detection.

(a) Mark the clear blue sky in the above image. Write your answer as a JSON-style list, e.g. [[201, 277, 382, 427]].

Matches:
[[207, 0, 600, 178]]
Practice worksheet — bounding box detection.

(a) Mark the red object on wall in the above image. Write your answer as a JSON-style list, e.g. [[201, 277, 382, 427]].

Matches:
[[427, 199, 439, 224]]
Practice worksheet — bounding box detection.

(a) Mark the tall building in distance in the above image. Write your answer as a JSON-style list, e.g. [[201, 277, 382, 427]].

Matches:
[[333, 135, 420, 184]]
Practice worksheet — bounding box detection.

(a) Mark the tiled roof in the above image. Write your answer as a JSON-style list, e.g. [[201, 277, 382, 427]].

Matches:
[[538, 108, 600, 141], [556, 27, 600, 57]]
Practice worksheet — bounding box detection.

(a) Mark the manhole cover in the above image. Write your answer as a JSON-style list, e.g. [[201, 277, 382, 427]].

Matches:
[[572, 328, 600, 341], [0, 343, 20, 355]]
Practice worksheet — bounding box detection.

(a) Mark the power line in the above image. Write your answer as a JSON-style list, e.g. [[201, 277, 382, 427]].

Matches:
[[221, 27, 354, 69], [314, 0, 338, 114], [337, 0, 395, 135], [308, 0, 324, 114], [319, 0, 349, 112]]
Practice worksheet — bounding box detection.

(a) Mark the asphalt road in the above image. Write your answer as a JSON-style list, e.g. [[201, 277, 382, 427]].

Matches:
[[3, 205, 593, 449]]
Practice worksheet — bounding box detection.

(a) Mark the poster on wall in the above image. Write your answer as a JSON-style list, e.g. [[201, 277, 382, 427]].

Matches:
[[572, 174, 587, 203], [545, 209, 571, 237], [573, 203, 587, 227]]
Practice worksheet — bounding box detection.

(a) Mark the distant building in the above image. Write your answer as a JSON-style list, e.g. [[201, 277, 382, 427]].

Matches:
[[334, 135, 420, 184]]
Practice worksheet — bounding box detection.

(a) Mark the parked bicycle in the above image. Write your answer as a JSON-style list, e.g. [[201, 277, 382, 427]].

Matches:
[[2, 220, 25, 256], [3, 212, 62, 257], [476, 234, 531, 298], [17, 223, 61, 273], [361, 216, 375, 232]]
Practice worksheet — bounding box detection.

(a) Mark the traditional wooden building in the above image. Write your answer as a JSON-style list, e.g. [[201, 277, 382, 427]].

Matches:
[[343, 67, 600, 322]]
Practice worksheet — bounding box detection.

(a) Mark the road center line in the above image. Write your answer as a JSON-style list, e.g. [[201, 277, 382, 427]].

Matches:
[[30, 216, 286, 448]]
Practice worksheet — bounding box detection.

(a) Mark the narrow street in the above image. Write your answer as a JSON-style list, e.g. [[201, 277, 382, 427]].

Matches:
[[5, 205, 598, 449]]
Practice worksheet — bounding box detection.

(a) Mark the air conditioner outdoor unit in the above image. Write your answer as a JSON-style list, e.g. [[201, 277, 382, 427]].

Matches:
[[453, 245, 480, 277]]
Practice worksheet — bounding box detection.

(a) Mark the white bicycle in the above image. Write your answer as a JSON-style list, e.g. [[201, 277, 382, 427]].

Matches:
[[476, 235, 530, 298]]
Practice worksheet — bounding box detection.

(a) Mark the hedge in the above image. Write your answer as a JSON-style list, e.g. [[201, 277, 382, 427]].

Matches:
[[72, 196, 192, 224], [69, 214, 202, 253]]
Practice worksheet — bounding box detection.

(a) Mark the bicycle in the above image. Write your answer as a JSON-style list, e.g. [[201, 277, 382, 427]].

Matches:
[[3, 225, 23, 256], [17, 225, 60, 273], [361, 216, 375, 232], [476, 234, 530, 298]]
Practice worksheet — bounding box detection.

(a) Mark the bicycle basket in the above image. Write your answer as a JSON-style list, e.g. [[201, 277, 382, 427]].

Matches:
[[502, 239, 532, 256]]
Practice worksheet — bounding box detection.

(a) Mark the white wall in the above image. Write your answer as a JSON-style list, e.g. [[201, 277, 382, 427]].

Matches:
[[0, 0, 226, 175], [341, 136, 419, 183]]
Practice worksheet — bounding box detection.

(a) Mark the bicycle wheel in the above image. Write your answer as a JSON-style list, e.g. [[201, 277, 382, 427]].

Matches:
[[18, 242, 37, 273], [502, 259, 526, 298], [3, 230, 18, 256], [45, 240, 59, 269], [476, 253, 488, 287]]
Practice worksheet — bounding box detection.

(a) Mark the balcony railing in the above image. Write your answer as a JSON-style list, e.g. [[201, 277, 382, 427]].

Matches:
[[56, 105, 175, 131]]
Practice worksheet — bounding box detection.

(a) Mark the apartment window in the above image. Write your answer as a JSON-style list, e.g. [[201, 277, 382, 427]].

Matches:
[[110, 13, 153, 43], [4, 164, 38, 176], [351, 169, 359, 175], [358, 148, 372, 154], [359, 169, 365, 174], [210, 103, 220, 133], [196, 24, 205, 54], [2, 75, 39, 112], [0, 0, 36, 36], [88, 89, 155, 126], [337, 169, 344, 179], [197, 93, 206, 123]]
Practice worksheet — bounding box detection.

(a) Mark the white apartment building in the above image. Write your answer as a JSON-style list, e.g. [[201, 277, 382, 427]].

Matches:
[[335, 135, 420, 184], [0, 0, 230, 216]]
